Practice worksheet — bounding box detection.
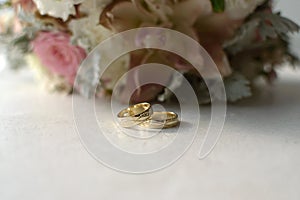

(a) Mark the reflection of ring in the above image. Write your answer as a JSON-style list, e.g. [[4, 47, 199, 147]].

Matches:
[[117, 103, 153, 127], [139, 112, 179, 129]]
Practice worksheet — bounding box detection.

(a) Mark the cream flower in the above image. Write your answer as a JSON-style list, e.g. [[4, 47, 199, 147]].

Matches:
[[0, 10, 14, 33], [26, 54, 72, 93], [32, 0, 84, 21], [69, 18, 111, 49], [225, 0, 266, 20], [69, 12, 111, 50], [78, 0, 111, 15], [69, 0, 113, 50], [100, 0, 212, 39]]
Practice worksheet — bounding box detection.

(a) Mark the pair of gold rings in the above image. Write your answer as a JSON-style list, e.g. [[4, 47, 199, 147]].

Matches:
[[117, 103, 179, 129]]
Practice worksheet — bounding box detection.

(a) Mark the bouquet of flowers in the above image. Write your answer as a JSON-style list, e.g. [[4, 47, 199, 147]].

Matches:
[[0, 0, 299, 103]]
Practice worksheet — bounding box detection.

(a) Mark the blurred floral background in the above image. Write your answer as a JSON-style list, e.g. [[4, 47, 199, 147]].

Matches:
[[0, 0, 299, 103]]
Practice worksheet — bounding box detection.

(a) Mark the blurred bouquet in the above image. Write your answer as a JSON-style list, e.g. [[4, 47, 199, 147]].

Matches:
[[0, 0, 299, 103]]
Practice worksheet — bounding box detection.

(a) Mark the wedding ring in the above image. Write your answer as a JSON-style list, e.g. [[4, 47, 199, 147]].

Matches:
[[117, 102, 153, 127], [139, 111, 179, 129]]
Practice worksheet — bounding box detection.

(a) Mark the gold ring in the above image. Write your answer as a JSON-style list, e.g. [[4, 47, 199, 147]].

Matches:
[[139, 111, 179, 129], [117, 102, 153, 127]]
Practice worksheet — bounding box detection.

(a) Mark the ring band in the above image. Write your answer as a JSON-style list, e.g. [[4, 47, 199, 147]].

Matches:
[[117, 102, 153, 127], [139, 111, 179, 129]]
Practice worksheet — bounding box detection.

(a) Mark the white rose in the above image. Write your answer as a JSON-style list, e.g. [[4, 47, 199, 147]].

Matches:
[[33, 0, 84, 21], [69, 0, 113, 50], [225, 0, 266, 20], [69, 13, 112, 50]]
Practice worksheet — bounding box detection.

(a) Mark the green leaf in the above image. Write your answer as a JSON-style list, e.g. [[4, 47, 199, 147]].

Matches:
[[257, 12, 300, 40], [224, 12, 300, 55], [210, 0, 225, 13], [0, 0, 12, 9], [11, 34, 30, 53]]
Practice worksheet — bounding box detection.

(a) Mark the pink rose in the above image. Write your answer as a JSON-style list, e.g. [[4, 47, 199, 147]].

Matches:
[[32, 31, 86, 84]]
